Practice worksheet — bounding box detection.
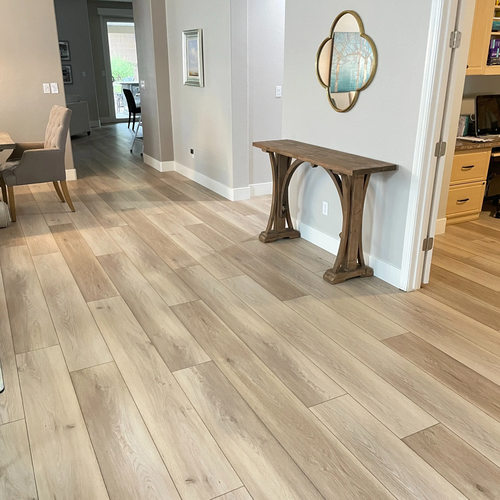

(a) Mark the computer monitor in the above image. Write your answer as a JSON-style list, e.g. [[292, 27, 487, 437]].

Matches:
[[476, 94, 500, 136]]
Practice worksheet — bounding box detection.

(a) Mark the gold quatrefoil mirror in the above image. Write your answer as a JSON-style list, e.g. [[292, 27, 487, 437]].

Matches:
[[316, 11, 377, 113]]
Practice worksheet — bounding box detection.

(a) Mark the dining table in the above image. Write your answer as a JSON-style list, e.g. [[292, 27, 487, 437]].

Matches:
[[0, 131, 15, 393]]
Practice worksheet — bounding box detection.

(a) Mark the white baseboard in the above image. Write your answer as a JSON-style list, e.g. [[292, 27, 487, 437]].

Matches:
[[294, 217, 401, 288], [250, 182, 273, 196], [65, 168, 77, 181], [90, 120, 101, 128], [435, 217, 447, 235], [143, 154, 175, 173]]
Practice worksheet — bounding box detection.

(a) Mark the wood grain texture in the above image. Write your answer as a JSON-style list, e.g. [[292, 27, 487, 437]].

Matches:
[[29, 182, 71, 214], [176, 265, 344, 407], [50, 223, 119, 302], [0, 220, 26, 248], [271, 238, 333, 272], [0, 268, 24, 424], [312, 395, 466, 500], [88, 296, 242, 500], [0, 245, 58, 353], [221, 245, 307, 301], [175, 362, 324, 500], [18, 214, 59, 256], [384, 333, 500, 422], [33, 252, 113, 371], [224, 275, 435, 437], [287, 294, 500, 467], [17, 346, 109, 500], [404, 424, 500, 500], [185, 223, 235, 252], [72, 363, 182, 500], [0, 420, 37, 500], [196, 252, 245, 280], [117, 209, 198, 269], [98, 252, 209, 371], [215, 488, 253, 500], [171, 300, 393, 500], [106, 225, 198, 306]]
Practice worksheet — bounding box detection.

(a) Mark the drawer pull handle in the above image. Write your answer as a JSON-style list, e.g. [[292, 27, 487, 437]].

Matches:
[[461, 165, 474, 170], [457, 198, 470, 204]]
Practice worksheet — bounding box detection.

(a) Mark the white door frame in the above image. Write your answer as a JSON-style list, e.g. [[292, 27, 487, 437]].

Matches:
[[400, 0, 474, 291]]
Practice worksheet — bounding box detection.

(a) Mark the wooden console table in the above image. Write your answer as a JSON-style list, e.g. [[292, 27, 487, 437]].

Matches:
[[253, 140, 397, 284]]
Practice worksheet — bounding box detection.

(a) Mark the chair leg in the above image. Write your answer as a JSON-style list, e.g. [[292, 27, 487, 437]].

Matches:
[[128, 112, 131, 129], [53, 181, 65, 202], [7, 186, 16, 222], [132, 113, 136, 131], [60, 181, 75, 212], [0, 178, 7, 203]]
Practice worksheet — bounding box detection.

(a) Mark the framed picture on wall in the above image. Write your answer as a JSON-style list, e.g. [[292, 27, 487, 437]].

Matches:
[[59, 41, 71, 61], [182, 29, 204, 87], [62, 65, 73, 84]]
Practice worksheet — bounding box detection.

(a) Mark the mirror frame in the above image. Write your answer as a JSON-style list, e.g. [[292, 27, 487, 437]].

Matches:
[[316, 10, 378, 113]]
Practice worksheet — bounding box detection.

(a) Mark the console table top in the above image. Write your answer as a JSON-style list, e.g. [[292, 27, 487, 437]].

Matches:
[[253, 139, 397, 176]]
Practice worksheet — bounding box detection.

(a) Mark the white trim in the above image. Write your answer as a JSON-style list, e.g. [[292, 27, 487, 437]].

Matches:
[[435, 217, 447, 235], [143, 154, 175, 172], [90, 120, 101, 128], [399, 0, 458, 292], [294, 217, 401, 288], [65, 168, 77, 181], [250, 182, 273, 196]]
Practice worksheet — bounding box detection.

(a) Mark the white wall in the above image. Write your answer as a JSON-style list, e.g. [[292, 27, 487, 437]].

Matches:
[[282, 0, 434, 283], [0, 0, 73, 170], [54, 0, 100, 123]]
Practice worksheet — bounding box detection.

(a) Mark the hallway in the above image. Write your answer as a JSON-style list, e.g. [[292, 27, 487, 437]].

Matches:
[[1, 124, 500, 500]]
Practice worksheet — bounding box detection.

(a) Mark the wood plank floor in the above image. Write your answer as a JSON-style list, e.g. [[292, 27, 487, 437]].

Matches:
[[1, 123, 500, 499]]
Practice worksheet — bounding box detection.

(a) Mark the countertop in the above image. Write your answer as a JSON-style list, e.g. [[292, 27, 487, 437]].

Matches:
[[455, 137, 500, 152]]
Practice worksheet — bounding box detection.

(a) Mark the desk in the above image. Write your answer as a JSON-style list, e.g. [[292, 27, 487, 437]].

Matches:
[[0, 132, 15, 151], [253, 140, 397, 284]]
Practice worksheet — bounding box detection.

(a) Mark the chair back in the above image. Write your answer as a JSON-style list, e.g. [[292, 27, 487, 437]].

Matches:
[[44, 105, 72, 150], [123, 88, 139, 113]]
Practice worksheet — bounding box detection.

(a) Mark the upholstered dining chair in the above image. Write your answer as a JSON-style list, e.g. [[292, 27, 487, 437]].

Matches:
[[0, 105, 75, 222], [123, 88, 141, 131]]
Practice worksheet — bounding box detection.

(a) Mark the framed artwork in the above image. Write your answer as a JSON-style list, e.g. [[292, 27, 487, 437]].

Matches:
[[59, 41, 71, 61], [182, 29, 204, 87], [62, 65, 73, 84]]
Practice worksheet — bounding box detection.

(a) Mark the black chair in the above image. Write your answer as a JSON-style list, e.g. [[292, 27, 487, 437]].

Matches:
[[123, 88, 141, 131]]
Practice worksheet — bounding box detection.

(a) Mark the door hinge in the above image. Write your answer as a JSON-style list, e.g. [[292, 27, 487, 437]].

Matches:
[[450, 30, 462, 49], [422, 237, 434, 252], [434, 141, 447, 158]]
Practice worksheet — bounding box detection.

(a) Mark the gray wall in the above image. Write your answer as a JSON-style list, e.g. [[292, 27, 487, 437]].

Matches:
[[87, 0, 133, 121], [282, 0, 434, 274], [133, 0, 174, 162], [166, 0, 233, 185], [0, 0, 73, 170], [54, 0, 99, 122]]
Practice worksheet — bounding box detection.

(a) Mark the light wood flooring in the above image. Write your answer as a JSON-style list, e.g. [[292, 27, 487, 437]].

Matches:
[[1, 123, 500, 500]]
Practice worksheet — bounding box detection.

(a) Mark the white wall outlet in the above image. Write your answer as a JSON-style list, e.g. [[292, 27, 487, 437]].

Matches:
[[275, 85, 282, 98], [190, 148, 195, 158], [43, 83, 51, 94], [322, 201, 329, 216], [50, 83, 59, 94], [140, 80, 146, 89], [82, 71, 87, 77]]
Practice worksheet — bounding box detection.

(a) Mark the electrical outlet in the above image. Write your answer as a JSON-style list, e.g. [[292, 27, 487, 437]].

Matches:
[[140, 80, 146, 89], [190, 148, 195, 157], [43, 83, 51, 94], [82, 71, 87, 77], [275, 86, 282, 98], [322, 201, 329, 215], [50, 83, 59, 94]]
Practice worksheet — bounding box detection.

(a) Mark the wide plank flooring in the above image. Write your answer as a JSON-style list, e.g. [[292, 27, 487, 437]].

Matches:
[[1, 123, 500, 499]]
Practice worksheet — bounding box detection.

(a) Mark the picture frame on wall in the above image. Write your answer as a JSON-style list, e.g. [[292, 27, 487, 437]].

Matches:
[[59, 41, 70, 61], [62, 65, 73, 84], [182, 29, 204, 87]]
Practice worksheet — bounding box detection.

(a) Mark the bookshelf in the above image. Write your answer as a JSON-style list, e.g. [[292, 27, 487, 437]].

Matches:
[[467, 0, 500, 75]]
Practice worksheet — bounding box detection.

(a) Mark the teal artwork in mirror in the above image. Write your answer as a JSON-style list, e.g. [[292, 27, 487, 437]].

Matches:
[[317, 11, 377, 112]]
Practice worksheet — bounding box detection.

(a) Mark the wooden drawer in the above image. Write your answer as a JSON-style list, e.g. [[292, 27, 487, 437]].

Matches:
[[450, 150, 490, 185], [446, 181, 486, 218]]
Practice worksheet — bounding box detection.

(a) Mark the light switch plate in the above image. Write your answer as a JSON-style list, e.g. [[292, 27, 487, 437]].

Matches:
[[43, 83, 51, 94], [275, 86, 282, 98], [140, 80, 146, 89], [82, 71, 87, 77], [50, 83, 59, 94]]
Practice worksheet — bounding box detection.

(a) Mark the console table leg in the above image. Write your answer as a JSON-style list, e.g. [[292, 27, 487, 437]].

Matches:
[[260, 152, 301, 243], [323, 174, 373, 284]]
